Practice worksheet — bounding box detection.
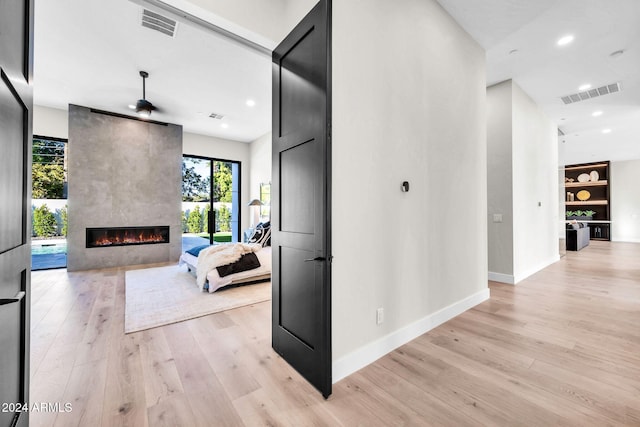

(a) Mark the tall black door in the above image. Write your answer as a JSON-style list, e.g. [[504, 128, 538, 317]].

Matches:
[[272, 0, 332, 398], [0, 1, 33, 426]]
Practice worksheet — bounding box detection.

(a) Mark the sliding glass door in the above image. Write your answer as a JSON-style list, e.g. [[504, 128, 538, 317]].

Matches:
[[181, 155, 240, 250]]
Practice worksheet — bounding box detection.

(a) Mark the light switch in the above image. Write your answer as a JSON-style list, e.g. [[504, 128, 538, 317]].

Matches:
[[493, 214, 503, 223]]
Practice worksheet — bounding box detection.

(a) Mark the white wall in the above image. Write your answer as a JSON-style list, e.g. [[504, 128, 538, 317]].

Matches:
[[249, 132, 272, 200], [486, 80, 559, 284], [34, 105, 68, 139], [487, 81, 514, 279], [611, 159, 640, 242], [511, 82, 559, 282], [332, 0, 488, 381]]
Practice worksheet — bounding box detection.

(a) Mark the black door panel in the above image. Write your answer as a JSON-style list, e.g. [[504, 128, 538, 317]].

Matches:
[[272, 0, 332, 398]]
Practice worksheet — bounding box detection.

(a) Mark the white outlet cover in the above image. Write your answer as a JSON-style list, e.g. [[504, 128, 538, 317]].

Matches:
[[493, 214, 503, 223]]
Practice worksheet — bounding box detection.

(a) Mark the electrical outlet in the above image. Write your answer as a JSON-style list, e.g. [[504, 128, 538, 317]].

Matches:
[[376, 307, 384, 325], [493, 214, 503, 223]]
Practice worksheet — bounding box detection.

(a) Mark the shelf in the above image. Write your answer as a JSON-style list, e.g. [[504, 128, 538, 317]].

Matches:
[[564, 163, 608, 171], [566, 200, 608, 206], [565, 180, 608, 188]]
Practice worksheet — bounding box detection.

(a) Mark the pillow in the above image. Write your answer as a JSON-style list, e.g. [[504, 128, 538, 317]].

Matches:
[[249, 221, 271, 247], [186, 244, 211, 257], [216, 252, 261, 277]]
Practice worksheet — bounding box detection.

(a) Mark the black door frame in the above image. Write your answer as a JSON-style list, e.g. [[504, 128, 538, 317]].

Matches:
[[182, 154, 242, 243], [0, 1, 34, 426]]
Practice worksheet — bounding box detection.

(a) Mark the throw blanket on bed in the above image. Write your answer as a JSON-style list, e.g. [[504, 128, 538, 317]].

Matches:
[[196, 243, 262, 289]]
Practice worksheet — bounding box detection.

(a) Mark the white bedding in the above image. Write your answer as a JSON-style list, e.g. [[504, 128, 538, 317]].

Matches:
[[180, 246, 271, 292]]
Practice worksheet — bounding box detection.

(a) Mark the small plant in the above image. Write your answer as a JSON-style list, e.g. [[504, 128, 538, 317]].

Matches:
[[566, 210, 575, 218], [583, 210, 596, 217]]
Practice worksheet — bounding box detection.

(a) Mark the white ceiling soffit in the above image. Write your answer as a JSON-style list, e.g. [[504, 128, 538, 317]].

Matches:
[[130, 0, 273, 55]]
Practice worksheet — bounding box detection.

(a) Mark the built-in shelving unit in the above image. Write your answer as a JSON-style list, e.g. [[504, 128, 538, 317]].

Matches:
[[564, 161, 610, 241]]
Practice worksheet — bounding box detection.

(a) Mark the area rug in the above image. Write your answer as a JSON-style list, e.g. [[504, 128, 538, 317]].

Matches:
[[124, 264, 270, 333]]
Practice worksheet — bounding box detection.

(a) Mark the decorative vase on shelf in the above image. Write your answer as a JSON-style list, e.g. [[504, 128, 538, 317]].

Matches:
[[590, 170, 599, 182]]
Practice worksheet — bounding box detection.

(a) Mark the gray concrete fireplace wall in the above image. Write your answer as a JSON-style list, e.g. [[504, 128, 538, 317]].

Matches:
[[67, 105, 182, 271]]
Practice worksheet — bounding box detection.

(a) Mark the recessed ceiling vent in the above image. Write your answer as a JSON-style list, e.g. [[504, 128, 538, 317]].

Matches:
[[561, 82, 621, 105], [209, 113, 225, 119], [141, 9, 177, 37]]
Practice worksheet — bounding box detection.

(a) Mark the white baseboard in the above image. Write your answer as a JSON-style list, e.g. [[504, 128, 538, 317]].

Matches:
[[611, 237, 640, 243], [332, 288, 490, 383], [513, 255, 560, 284], [489, 255, 560, 285], [488, 271, 515, 284]]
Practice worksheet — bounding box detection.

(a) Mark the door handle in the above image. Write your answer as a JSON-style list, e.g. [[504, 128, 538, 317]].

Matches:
[[0, 291, 25, 306], [304, 257, 326, 262]]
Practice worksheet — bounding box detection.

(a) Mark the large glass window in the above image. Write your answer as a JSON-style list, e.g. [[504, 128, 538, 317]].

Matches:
[[31, 136, 68, 270], [181, 155, 241, 251]]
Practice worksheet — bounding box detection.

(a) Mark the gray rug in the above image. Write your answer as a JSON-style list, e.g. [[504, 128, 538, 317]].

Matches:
[[125, 264, 270, 333]]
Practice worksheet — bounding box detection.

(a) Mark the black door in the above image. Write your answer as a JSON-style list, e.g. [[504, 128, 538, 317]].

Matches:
[[272, 0, 332, 398], [0, 1, 33, 426]]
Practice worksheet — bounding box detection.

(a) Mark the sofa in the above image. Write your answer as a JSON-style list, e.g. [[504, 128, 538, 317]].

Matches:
[[566, 222, 590, 251]]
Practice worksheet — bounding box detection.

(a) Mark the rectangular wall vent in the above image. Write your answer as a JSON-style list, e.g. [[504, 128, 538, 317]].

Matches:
[[561, 82, 621, 104], [141, 9, 177, 37], [209, 113, 225, 119]]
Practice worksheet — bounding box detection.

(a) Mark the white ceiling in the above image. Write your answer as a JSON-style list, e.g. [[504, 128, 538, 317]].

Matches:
[[437, 0, 640, 164], [35, 1, 640, 160], [34, 0, 272, 142]]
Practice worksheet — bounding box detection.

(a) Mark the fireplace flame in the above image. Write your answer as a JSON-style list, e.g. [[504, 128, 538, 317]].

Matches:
[[92, 230, 166, 246]]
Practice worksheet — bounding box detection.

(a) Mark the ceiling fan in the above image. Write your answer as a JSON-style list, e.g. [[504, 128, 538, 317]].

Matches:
[[129, 70, 160, 118]]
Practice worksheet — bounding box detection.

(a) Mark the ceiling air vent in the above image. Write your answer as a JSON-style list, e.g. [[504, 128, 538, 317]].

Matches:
[[560, 82, 621, 105], [141, 9, 177, 37], [209, 113, 225, 119]]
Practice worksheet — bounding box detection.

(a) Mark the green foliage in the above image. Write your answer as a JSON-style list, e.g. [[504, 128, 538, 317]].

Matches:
[[187, 206, 203, 233], [32, 163, 65, 199], [33, 204, 58, 237], [566, 210, 596, 218], [217, 204, 231, 232], [33, 138, 64, 165], [213, 162, 233, 203], [59, 205, 68, 237], [182, 159, 210, 202]]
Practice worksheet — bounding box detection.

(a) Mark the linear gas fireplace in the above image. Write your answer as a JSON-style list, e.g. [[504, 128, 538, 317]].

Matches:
[[86, 226, 170, 248]]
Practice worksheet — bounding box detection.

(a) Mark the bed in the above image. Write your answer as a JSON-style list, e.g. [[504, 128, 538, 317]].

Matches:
[[180, 245, 271, 292], [179, 222, 272, 292]]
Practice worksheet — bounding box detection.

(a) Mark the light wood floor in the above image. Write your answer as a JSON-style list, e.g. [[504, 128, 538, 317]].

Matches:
[[30, 241, 640, 426]]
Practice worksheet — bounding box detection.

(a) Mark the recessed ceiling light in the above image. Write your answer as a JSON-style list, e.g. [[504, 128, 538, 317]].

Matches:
[[196, 111, 204, 116], [602, 128, 611, 134], [592, 111, 603, 117], [557, 35, 574, 46], [128, 104, 136, 110], [578, 84, 591, 91], [221, 123, 229, 129], [509, 49, 518, 55], [246, 99, 256, 107]]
